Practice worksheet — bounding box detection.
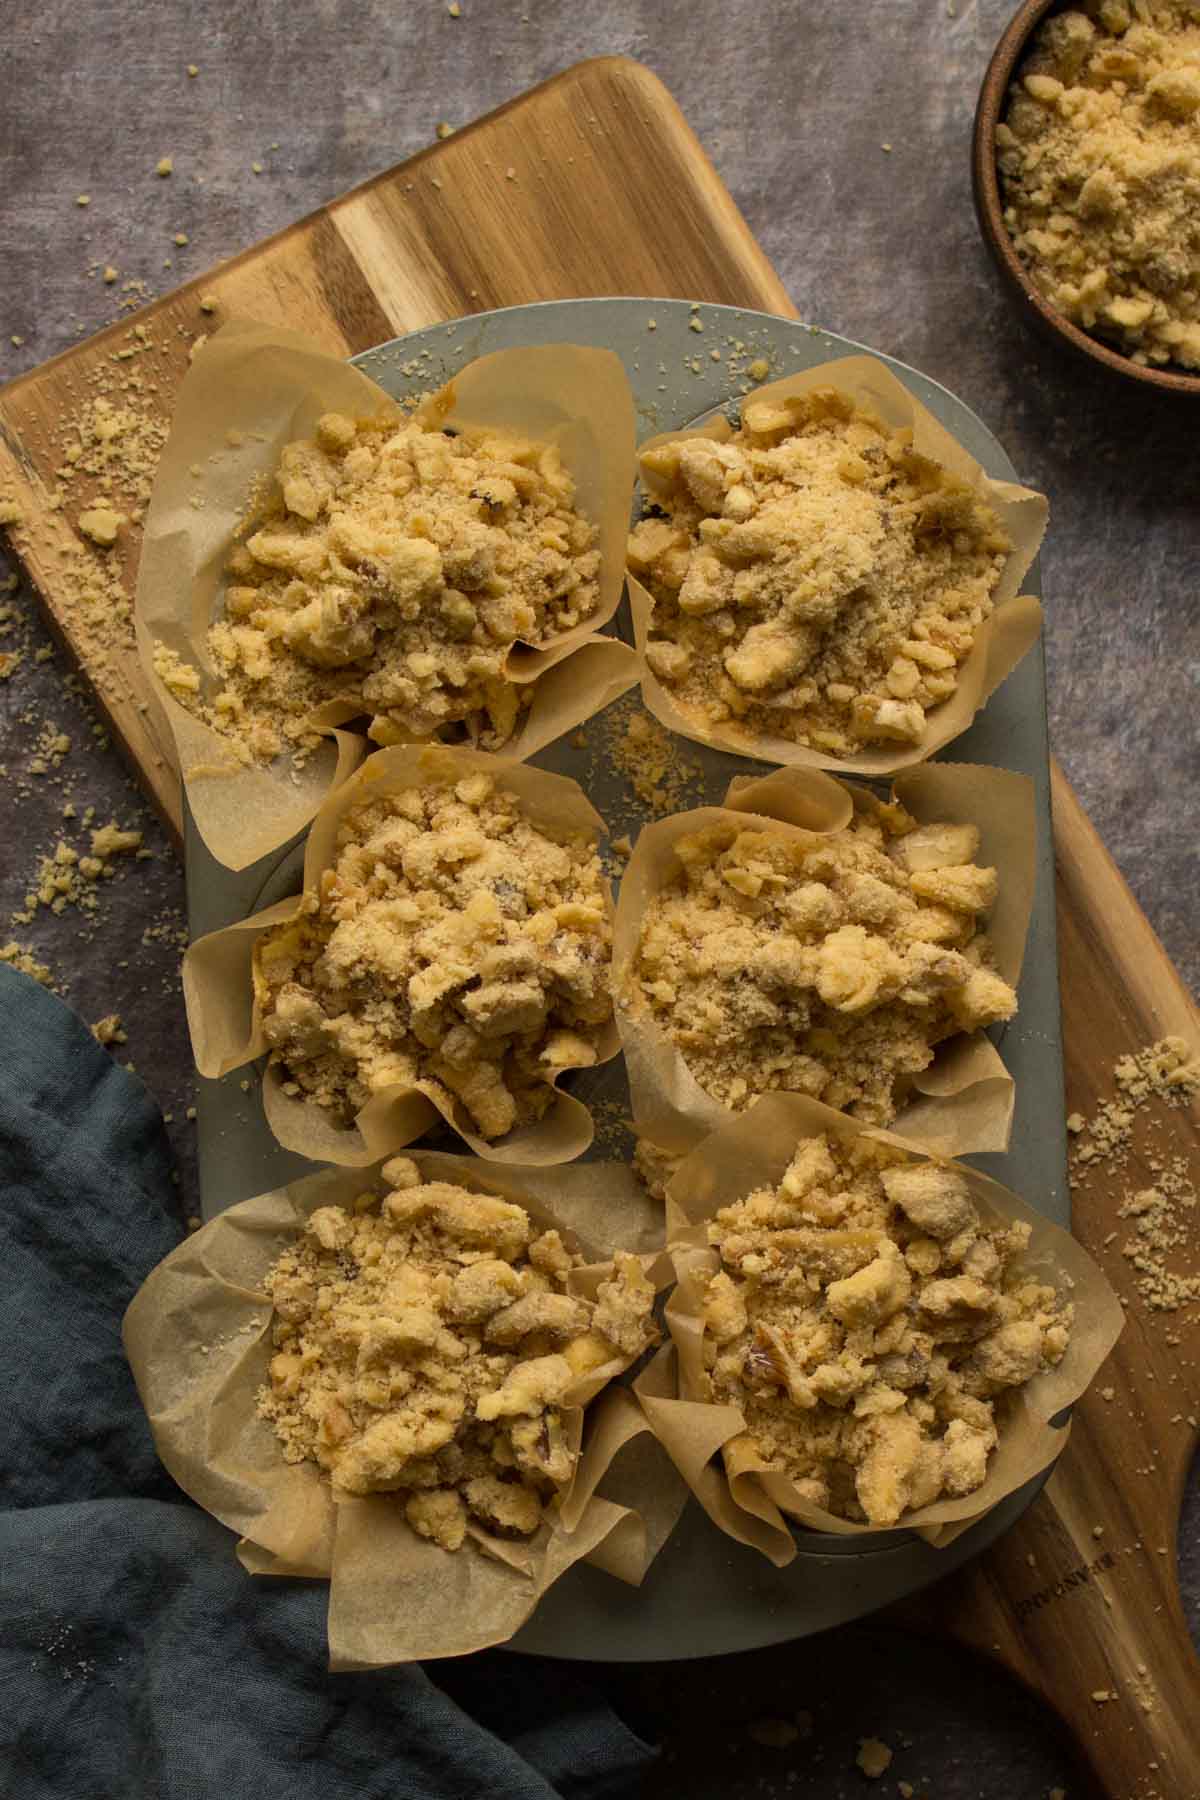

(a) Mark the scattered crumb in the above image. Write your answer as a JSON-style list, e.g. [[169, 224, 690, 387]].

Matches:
[[447, 1, 461, 14], [156, 157, 174, 178], [747, 356, 770, 380], [252, 160, 264, 175], [748, 1718, 799, 1749], [90, 1013, 127, 1045], [604, 695, 704, 816], [0, 941, 58, 990], [1070, 1037, 1200, 1317], [856, 1737, 893, 1778], [187, 64, 199, 77], [435, 121, 455, 139], [76, 194, 90, 207], [157, 405, 604, 765], [173, 232, 189, 248], [689, 316, 703, 333], [78, 505, 125, 548], [199, 293, 219, 313], [103, 266, 118, 284]]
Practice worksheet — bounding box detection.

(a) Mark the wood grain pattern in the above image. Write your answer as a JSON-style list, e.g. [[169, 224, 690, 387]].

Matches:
[[0, 55, 1196, 1794], [894, 767, 1200, 1800], [0, 57, 791, 843]]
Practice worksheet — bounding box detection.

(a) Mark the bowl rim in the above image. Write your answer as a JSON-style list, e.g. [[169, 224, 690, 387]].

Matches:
[[972, 0, 1200, 398]]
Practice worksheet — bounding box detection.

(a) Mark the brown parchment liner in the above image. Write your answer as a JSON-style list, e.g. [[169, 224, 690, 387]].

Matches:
[[614, 761, 1036, 1159], [135, 317, 637, 871], [123, 1151, 686, 1667], [628, 353, 1047, 775], [633, 1091, 1123, 1565], [183, 743, 624, 1166]]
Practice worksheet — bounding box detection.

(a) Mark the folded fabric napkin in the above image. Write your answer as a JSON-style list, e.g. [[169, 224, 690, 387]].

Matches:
[[0, 965, 653, 1800]]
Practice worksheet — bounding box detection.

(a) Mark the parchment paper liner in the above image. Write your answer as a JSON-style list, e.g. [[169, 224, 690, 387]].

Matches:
[[184, 743, 624, 1166], [123, 1151, 685, 1667], [628, 353, 1047, 775], [632, 1091, 1122, 1565], [135, 317, 637, 870], [614, 761, 1036, 1159]]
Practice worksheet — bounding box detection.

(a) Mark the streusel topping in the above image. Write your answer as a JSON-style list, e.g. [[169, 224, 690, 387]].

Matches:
[[255, 765, 612, 1142], [630, 788, 1016, 1126], [155, 407, 602, 763], [629, 387, 1010, 756], [258, 1163, 657, 1550], [699, 1132, 1071, 1525]]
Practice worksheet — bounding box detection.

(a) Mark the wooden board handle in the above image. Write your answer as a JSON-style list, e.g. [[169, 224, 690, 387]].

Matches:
[[899, 1424, 1200, 1800], [895, 762, 1200, 1799]]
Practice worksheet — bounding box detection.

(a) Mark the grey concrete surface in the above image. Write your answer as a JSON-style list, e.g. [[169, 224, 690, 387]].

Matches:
[[1, 4, 1196, 1796]]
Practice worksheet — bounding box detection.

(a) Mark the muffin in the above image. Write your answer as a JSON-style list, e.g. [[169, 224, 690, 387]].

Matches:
[[628, 785, 1016, 1128], [628, 385, 1012, 759], [258, 1158, 658, 1551]]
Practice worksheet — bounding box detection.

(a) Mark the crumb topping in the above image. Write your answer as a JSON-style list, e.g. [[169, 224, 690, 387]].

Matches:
[[257, 1164, 657, 1550], [999, 2, 1200, 370], [699, 1132, 1071, 1525], [629, 387, 1010, 756], [254, 765, 613, 1142], [156, 408, 602, 765], [630, 788, 1015, 1125]]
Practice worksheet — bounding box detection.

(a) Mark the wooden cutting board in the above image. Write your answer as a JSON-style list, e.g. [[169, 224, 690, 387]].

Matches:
[[1, 55, 1197, 1799]]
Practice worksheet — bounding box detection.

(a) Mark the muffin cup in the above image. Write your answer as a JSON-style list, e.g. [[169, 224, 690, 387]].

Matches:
[[613, 761, 1036, 1159], [136, 318, 637, 870], [634, 1091, 1123, 1565], [628, 353, 1046, 775], [123, 1151, 683, 1666], [184, 743, 623, 1166]]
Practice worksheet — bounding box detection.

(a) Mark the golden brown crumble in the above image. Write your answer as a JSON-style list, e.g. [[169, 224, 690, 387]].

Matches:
[[699, 1132, 1071, 1525], [633, 1138, 685, 1203], [257, 1165, 657, 1550], [0, 942, 57, 989], [605, 697, 705, 817], [855, 1738, 893, 1779], [628, 387, 1010, 756], [999, 2, 1200, 370], [90, 1013, 127, 1045], [630, 787, 1015, 1125], [156, 407, 603, 766], [255, 764, 612, 1142]]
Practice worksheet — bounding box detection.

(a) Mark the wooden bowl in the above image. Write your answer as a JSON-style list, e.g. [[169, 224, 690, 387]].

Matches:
[[972, 0, 1200, 398]]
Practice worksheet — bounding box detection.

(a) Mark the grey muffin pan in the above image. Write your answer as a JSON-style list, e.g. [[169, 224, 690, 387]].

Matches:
[[186, 298, 1065, 1661]]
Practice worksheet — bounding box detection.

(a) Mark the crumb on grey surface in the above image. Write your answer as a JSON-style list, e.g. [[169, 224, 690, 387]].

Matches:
[[0, 5, 1196, 1794]]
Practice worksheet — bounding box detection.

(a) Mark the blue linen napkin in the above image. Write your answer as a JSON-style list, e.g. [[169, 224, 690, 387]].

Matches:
[[0, 965, 653, 1800]]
